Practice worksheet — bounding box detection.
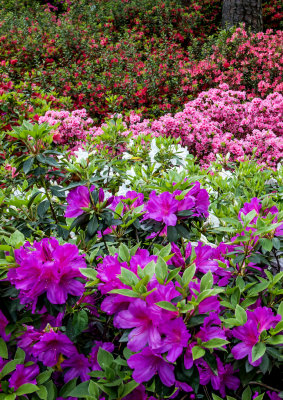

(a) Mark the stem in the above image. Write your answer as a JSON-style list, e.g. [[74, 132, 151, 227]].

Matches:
[[247, 381, 280, 393], [41, 177, 58, 223]]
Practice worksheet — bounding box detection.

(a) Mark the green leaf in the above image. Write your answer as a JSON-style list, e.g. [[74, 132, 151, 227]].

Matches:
[[270, 321, 283, 335], [88, 380, 99, 398], [202, 338, 229, 349], [120, 267, 139, 287], [235, 305, 247, 324], [200, 271, 213, 291], [109, 289, 140, 298], [15, 383, 39, 395], [192, 346, 205, 360], [278, 301, 283, 318], [0, 338, 8, 359], [155, 301, 177, 312], [266, 335, 283, 345], [119, 243, 130, 262], [87, 215, 99, 237], [212, 394, 223, 400], [97, 348, 114, 370], [120, 380, 140, 398], [167, 225, 179, 242], [36, 369, 53, 385], [260, 238, 273, 252], [155, 257, 168, 283], [253, 394, 265, 400], [182, 264, 196, 287], [242, 386, 252, 400], [37, 385, 48, 400], [0, 360, 19, 379], [158, 243, 172, 258], [252, 342, 266, 363], [80, 268, 97, 281], [68, 380, 90, 398], [22, 157, 34, 174], [37, 200, 50, 219], [9, 230, 25, 247], [59, 378, 77, 397]]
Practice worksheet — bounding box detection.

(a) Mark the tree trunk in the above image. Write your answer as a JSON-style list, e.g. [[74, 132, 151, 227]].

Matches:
[[222, 0, 263, 32]]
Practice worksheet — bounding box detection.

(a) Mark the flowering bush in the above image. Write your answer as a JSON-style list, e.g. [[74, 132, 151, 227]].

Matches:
[[0, 119, 282, 399], [91, 87, 283, 168]]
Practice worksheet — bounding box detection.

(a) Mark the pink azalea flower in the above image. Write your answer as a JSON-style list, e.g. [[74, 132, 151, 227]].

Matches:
[[65, 185, 93, 218], [9, 364, 39, 390], [115, 299, 162, 351], [62, 353, 91, 382], [143, 191, 179, 226], [128, 347, 175, 387]]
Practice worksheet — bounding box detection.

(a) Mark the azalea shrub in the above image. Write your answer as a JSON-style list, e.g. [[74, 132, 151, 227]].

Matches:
[[0, 118, 282, 400], [0, 0, 282, 129]]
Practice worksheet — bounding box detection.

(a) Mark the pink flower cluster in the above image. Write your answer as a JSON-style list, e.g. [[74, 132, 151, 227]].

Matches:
[[118, 86, 283, 167], [38, 109, 93, 146]]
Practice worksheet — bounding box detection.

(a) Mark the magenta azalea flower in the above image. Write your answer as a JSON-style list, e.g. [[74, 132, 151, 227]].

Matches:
[[247, 307, 281, 333], [238, 197, 261, 223], [196, 313, 226, 342], [159, 317, 191, 362], [32, 330, 76, 367], [129, 249, 158, 274], [115, 299, 162, 351], [0, 310, 10, 341], [8, 238, 86, 308], [9, 364, 39, 390], [65, 185, 93, 218], [90, 341, 114, 370], [219, 363, 240, 397], [128, 347, 175, 387], [62, 353, 91, 382], [187, 182, 210, 218], [143, 191, 179, 226], [96, 254, 128, 294], [231, 320, 261, 366]]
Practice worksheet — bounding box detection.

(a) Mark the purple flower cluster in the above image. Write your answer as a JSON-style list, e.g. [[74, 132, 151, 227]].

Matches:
[[143, 182, 209, 227], [7, 237, 86, 310], [239, 197, 283, 236]]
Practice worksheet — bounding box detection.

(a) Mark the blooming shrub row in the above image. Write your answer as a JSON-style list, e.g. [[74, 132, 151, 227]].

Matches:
[[0, 118, 282, 399], [0, 0, 282, 126], [43, 86, 283, 167]]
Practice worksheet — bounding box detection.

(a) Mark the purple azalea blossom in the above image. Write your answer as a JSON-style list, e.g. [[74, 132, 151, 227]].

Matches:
[[115, 299, 162, 351], [8, 238, 86, 308], [96, 254, 128, 294], [218, 363, 240, 397], [267, 392, 282, 400], [188, 281, 220, 314], [232, 307, 281, 366], [238, 197, 261, 224], [90, 341, 114, 371], [159, 317, 191, 362], [247, 307, 281, 333], [186, 181, 210, 218], [32, 330, 76, 367], [143, 191, 179, 226], [101, 294, 132, 315], [231, 320, 261, 366], [129, 249, 158, 274], [196, 313, 226, 342], [9, 364, 39, 390], [197, 357, 224, 391], [0, 310, 10, 341], [65, 185, 93, 218], [62, 353, 91, 382], [128, 347, 175, 387], [17, 326, 42, 355]]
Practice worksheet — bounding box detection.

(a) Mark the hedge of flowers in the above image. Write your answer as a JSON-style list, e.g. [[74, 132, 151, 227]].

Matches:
[[0, 0, 282, 129], [0, 114, 282, 399]]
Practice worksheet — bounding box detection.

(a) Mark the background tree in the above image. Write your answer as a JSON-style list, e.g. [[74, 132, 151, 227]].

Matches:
[[222, 0, 263, 32]]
